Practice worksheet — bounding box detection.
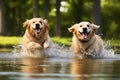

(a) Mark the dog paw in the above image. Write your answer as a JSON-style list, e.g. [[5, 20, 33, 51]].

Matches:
[[28, 42, 42, 49], [43, 43, 49, 48]]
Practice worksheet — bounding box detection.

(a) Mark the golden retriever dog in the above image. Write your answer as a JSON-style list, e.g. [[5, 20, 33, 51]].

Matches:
[[68, 21, 103, 57], [22, 18, 52, 57]]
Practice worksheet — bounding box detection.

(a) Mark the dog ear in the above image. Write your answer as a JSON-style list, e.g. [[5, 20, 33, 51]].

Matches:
[[43, 19, 48, 24], [68, 27, 74, 32], [91, 24, 100, 29], [43, 19, 48, 28], [68, 24, 77, 32], [91, 24, 100, 33], [23, 19, 30, 28]]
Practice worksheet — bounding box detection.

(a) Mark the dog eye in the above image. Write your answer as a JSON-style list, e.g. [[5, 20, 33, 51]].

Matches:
[[39, 21, 42, 24], [80, 25, 82, 27], [87, 25, 90, 27], [32, 21, 35, 23]]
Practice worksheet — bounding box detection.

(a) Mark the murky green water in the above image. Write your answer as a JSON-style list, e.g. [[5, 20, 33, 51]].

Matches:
[[0, 52, 120, 80]]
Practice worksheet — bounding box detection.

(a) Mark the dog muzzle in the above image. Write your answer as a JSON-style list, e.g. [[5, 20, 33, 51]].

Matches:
[[78, 28, 90, 39]]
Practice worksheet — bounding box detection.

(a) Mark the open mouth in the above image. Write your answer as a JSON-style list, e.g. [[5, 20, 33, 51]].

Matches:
[[34, 28, 42, 34], [78, 31, 90, 39], [35, 29, 41, 34], [33, 24, 43, 34]]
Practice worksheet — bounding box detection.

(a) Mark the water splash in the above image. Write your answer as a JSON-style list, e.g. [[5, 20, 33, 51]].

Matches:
[[95, 40, 116, 58], [13, 41, 116, 58], [43, 43, 76, 58], [13, 43, 76, 58]]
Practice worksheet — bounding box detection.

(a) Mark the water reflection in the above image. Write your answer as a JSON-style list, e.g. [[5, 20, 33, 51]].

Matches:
[[71, 59, 92, 80], [0, 52, 120, 80], [71, 58, 120, 80], [21, 57, 47, 75], [20, 57, 64, 78]]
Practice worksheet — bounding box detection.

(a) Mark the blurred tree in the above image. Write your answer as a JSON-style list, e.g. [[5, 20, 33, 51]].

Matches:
[[3, 0, 33, 35], [70, 0, 84, 23], [101, 0, 120, 38], [43, 0, 50, 19], [0, 0, 5, 35], [0, 0, 120, 38], [33, 0, 39, 17], [55, 0, 61, 36], [92, 0, 101, 34], [92, 0, 101, 25]]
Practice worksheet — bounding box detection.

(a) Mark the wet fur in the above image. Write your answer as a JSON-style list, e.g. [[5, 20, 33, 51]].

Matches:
[[22, 18, 52, 56], [68, 21, 103, 57]]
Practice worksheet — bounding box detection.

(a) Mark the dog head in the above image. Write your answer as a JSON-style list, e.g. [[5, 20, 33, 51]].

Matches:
[[68, 21, 99, 41], [23, 18, 48, 37]]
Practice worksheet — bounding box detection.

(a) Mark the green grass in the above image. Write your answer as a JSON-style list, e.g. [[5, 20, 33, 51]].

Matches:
[[51, 37, 71, 46], [109, 40, 120, 47], [0, 36, 120, 48], [0, 36, 72, 48], [0, 36, 22, 48]]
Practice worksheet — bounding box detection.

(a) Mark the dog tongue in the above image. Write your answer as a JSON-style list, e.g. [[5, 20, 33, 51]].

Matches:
[[36, 29, 40, 33], [82, 33, 88, 39]]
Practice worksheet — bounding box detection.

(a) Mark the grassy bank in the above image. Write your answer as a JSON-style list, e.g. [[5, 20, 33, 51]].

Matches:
[[0, 36, 72, 49], [0, 36, 120, 48], [0, 36, 22, 48]]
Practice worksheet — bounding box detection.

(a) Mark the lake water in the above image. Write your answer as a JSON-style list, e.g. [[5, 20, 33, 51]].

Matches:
[[0, 50, 120, 80]]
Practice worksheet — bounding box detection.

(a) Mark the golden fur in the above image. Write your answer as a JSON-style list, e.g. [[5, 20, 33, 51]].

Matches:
[[68, 21, 103, 57], [22, 18, 52, 56]]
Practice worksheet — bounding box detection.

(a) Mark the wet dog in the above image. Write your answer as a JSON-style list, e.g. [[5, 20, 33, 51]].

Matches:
[[22, 18, 52, 57], [68, 21, 103, 57]]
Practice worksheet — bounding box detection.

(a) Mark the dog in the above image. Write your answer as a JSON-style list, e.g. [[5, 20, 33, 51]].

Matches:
[[22, 18, 52, 57], [68, 21, 103, 57]]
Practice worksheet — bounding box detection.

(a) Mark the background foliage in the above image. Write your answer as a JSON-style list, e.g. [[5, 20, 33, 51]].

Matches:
[[0, 0, 120, 39]]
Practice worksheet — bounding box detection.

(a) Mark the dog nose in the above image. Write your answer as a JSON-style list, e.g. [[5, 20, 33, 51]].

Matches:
[[83, 28, 87, 33], [35, 24, 40, 29]]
